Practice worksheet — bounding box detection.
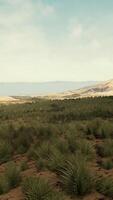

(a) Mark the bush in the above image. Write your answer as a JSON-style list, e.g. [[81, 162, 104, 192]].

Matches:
[[0, 162, 21, 195], [49, 191, 66, 200], [28, 142, 52, 170], [34, 142, 51, 160], [54, 139, 69, 154], [66, 135, 95, 160], [100, 159, 113, 170], [36, 157, 48, 171], [22, 177, 53, 200], [20, 160, 28, 171], [96, 176, 113, 197], [14, 126, 34, 154], [77, 139, 96, 160], [86, 120, 113, 139], [86, 119, 101, 138], [60, 155, 94, 196], [66, 132, 78, 153], [36, 125, 58, 141], [0, 175, 9, 195], [22, 176, 66, 200], [99, 122, 113, 138], [97, 140, 113, 157], [30, 143, 67, 172], [0, 141, 12, 163], [5, 161, 21, 189], [48, 148, 66, 172]]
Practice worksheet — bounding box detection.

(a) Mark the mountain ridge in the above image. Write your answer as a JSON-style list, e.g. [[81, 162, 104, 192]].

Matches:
[[0, 81, 98, 96], [42, 79, 113, 100]]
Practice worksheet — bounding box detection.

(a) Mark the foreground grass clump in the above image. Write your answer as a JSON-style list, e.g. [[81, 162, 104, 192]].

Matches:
[[86, 119, 113, 139], [0, 175, 9, 195], [22, 176, 65, 200], [28, 141, 67, 172], [28, 142, 52, 170], [60, 155, 94, 196], [97, 139, 113, 157], [0, 141, 12, 163], [20, 160, 28, 171], [36, 125, 59, 141], [5, 161, 21, 189], [0, 161, 21, 195], [77, 139, 96, 160], [22, 177, 52, 200], [48, 192, 66, 200], [96, 176, 113, 197], [48, 148, 66, 172], [86, 119, 101, 137], [14, 126, 34, 154], [99, 159, 113, 170]]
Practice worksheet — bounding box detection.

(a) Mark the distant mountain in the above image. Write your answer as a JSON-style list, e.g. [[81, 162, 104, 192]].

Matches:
[[0, 81, 98, 96], [42, 79, 113, 100], [72, 79, 113, 99]]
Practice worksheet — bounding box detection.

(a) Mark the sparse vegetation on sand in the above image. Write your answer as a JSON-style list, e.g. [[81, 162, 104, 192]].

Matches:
[[0, 96, 113, 199]]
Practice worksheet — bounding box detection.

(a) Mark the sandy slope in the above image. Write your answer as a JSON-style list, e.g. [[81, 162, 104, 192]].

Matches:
[[0, 96, 17, 102], [1, 79, 113, 102], [41, 79, 113, 100], [0, 96, 27, 104]]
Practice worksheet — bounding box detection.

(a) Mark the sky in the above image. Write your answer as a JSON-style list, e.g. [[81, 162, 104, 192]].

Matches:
[[0, 0, 113, 82]]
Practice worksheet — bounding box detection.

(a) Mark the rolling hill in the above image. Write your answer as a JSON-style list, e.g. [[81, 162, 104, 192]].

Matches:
[[42, 79, 113, 100]]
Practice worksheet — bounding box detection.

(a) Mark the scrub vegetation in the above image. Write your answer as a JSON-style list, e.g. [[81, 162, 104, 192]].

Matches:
[[0, 96, 113, 199]]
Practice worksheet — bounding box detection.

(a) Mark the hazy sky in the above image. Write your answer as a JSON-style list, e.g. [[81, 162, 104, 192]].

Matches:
[[0, 0, 113, 82]]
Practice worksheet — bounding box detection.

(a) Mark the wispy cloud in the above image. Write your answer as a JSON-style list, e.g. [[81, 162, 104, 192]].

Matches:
[[68, 20, 102, 50], [40, 4, 55, 16], [70, 23, 83, 39], [0, 0, 113, 82], [0, 0, 56, 81]]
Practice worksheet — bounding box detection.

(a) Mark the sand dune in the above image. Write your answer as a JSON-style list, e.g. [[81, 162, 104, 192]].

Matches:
[[41, 79, 113, 100]]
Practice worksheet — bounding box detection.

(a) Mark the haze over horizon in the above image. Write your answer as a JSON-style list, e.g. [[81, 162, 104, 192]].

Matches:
[[0, 0, 113, 82], [0, 81, 98, 96]]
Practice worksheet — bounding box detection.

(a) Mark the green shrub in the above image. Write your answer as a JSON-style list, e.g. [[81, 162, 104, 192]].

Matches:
[[5, 161, 21, 189], [28, 142, 52, 170], [97, 140, 113, 157], [0, 125, 15, 141], [0, 175, 9, 195], [0, 141, 12, 163], [86, 119, 101, 137], [60, 155, 94, 196], [36, 157, 48, 171], [14, 127, 33, 154], [100, 159, 113, 170], [49, 191, 66, 200], [20, 160, 28, 171], [66, 135, 95, 160], [48, 148, 66, 172], [0, 162, 21, 194], [22, 177, 53, 200], [77, 139, 96, 160], [29, 142, 67, 171], [27, 145, 35, 159], [34, 142, 51, 160], [66, 132, 78, 153], [36, 125, 58, 141], [96, 177, 113, 197], [99, 122, 113, 138], [86, 120, 113, 139], [22, 176, 66, 200], [54, 139, 69, 154]]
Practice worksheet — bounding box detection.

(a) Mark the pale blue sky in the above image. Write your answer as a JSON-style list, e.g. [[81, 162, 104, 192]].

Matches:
[[0, 0, 113, 82]]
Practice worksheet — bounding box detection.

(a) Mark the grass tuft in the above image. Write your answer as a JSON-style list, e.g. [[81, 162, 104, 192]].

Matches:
[[60, 155, 94, 196]]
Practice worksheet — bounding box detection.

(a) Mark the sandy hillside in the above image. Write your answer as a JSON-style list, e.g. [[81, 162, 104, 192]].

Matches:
[[40, 79, 113, 100]]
